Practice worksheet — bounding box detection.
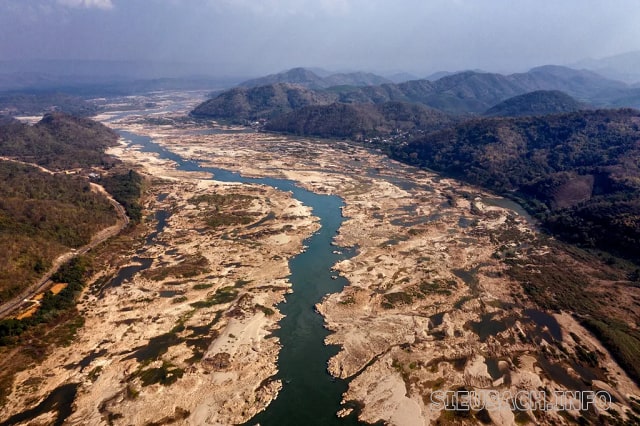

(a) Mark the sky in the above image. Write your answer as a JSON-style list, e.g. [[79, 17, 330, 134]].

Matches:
[[1, 0, 640, 78]]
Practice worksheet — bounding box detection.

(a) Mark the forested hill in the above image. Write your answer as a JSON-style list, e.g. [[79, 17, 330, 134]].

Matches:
[[392, 108, 640, 261], [265, 101, 454, 139], [0, 112, 144, 306], [191, 65, 635, 122], [484, 90, 587, 117], [238, 67, 392, 89], [0, 161, 117, 304], [190, 83, 337, 121], [0, 112, 118, 170]]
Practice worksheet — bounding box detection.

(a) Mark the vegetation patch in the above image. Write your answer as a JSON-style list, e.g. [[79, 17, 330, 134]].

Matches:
[[189, 193, 255, 207], [381, 291, 413, 309], [101, 169, 145, 223], [416, 279, 456, 296], [583, 318, 640, 386], [0, 256, 91, 346], [193, 283, 214, 290], [132, 361, 184, 387], [142, 254, 210, 281], [204, 212, 255, 228], [255, 304, 275, 316], [0, 162, 117, 303], [190, 286, 238, 309], [190, 192, 259, 229]]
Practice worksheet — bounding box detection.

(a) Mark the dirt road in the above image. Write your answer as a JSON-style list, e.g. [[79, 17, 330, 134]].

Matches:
[[0, 160, 130, 319]]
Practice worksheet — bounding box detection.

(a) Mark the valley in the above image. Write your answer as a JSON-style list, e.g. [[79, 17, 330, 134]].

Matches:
[[1, 91, 640, 425], [3, 1, 640, 424]]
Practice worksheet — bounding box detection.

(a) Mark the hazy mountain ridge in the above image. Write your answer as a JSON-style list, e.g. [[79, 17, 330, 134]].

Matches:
[[193, 65, 635, 122], [573, 51, 640, 84], [238, 67, 392, 89], [484, 90, 587, 117], [374, 66, 627, 113]]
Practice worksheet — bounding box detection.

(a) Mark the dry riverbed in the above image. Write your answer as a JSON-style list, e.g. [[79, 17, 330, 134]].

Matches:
[[0, 130, 319, 425], [114, 114, 640, 425], [3, 105, 640, 425]]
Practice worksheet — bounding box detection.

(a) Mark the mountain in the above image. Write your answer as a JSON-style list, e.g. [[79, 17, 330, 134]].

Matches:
[[343, 66, 626, 113], [0, 112, 132, 305], [196, 65, 631, 121], [238, 67, 391, 89], [425, 71, 456, 81], [392, 108, 640, 261], [322, 71, 391, 87], [573, 51, 640, 84], [239, 68, 327, 89], [385, 72, 419, 83], [484, 90, 587, 117], [190, 83, 338, 121], [0, 112, 118, 170], [405, 71, 525, 113], [0, 160, 118, 305], [425, 69, 486, 81], [521, 65, 627, 100], [396, 66, 624, 113], [603, 87, 640, 109], [265, 101, 454, 139]]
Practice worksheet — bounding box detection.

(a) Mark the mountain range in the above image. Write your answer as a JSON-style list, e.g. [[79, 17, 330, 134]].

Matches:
[[191, 65, 640, 270], [572, 51, 640, 85], [238, 67, 392, 89], [192, 65, 639, 123]]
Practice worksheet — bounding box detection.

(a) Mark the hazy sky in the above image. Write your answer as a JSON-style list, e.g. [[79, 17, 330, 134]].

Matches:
[[1, 0, 640, 77]]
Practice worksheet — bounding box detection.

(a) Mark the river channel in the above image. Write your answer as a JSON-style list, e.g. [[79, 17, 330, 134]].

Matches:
[[118, 130, 366, 425]]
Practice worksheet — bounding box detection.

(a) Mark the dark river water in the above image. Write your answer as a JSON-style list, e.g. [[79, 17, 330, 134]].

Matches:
[[118, 130, 366, 425]]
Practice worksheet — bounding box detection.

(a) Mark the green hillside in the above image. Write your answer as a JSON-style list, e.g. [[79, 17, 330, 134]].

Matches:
[[0, 161, 117, 304], [484, 90, 587, 117], [0, 112, 118, 170], [392, 108, 640, 261], [266, 101, 454, 139]]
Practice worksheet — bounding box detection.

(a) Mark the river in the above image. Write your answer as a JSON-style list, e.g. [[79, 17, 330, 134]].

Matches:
[[119, 130, 366, 425]]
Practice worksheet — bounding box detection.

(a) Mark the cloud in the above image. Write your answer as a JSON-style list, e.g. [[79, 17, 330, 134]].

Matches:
[[57, 0, 114, 10], [214, 0, 351, 17]]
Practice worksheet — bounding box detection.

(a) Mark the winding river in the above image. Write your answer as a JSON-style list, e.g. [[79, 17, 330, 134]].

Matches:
[[119, 131, 365, 425]]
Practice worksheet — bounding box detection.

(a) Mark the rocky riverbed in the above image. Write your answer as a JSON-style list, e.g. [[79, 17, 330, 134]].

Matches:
[[3, 96, 639, 425]]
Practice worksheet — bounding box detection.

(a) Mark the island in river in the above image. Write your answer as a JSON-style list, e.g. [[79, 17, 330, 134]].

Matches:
[[1, 91, 639, 425]]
